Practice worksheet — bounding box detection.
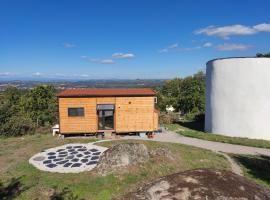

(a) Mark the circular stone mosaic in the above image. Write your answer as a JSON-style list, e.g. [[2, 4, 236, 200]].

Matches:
[[29, 143, 108, 173]]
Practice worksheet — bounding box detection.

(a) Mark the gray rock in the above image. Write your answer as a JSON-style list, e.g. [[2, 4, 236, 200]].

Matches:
[[117, 169, 270, 200], [96, 143, 149, 175], [33, 156, 46, 161]]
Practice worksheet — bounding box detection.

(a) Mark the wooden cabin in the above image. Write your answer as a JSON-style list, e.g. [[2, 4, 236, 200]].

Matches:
[[58, 88, 159, 135]]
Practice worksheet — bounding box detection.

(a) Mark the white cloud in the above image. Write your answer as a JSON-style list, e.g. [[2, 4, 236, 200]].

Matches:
[[0, 72, 12, 76], [159, 43, 179, 53], [194, 25, 256, 39], [159, 48, 168, 53], [168, 43, 178, 49], [203, 42, 213, 47], [79, 74, 89, 77], [112, 53, 135, 59], [33, 72, 43, 76], [194, 23, 270, 39], [81, 56, 115, 64], [63, 42, 76, 48], [216, 43, 252, 51], [253, 23, 270, 32], [100, 59, 114, 64]]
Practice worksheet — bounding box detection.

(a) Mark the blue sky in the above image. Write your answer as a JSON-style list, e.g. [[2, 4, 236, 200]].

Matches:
[[1, 0, 270, 80]]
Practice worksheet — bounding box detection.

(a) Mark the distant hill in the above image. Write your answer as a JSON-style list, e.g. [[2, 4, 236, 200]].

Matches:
[[0, 79, 166, 91]]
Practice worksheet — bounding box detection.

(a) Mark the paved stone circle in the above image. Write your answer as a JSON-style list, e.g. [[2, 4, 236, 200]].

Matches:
[[29, 143, 108, 173]]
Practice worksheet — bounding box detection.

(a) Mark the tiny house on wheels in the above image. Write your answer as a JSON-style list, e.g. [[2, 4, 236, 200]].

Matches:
[[57, 88, 159, 136]]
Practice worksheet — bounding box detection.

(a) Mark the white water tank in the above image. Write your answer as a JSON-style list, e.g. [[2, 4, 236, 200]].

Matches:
[[205, 57, 270, 140]]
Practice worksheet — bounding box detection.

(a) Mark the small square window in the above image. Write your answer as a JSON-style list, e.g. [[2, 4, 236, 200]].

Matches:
[[68, 107, 84, 117], [154, 97, 158, 103]]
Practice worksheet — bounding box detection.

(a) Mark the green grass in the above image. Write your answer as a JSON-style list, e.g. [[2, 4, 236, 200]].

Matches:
[[231, 154, 270, 188], [0, 133, 230, 200], [165, 123, 270, 149]]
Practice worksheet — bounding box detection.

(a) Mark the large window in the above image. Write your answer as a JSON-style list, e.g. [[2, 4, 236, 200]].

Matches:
[[68, 107, 85, 117]]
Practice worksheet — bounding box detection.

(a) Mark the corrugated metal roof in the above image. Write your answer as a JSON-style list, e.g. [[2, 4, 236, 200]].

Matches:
[[58, 88, 157, 97]]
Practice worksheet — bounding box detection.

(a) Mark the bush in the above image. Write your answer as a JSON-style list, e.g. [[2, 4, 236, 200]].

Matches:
[[184, 112, 205, 122], [0, 115, 35, 137], [159, 113, 180, 124], [194, 113, 205, 122]]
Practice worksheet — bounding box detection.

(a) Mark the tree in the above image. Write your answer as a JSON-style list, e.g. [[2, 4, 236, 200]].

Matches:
[[0, 87, 35, 136], [0, 85, 58, 137], [256, 53, 270, 58], [20, 85, 58, 126], [157, 71, 205, 116]]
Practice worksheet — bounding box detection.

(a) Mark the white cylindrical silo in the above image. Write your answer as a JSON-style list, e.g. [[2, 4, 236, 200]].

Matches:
[[205, 57, 270, 140]]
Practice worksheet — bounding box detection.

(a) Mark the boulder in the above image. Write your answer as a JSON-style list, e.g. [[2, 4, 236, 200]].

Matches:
[[96, 143, 149, 175], [117, 168, 270, 200]]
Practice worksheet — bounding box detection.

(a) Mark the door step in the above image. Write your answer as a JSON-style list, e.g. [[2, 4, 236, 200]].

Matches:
[[103, 131, 114, 139]]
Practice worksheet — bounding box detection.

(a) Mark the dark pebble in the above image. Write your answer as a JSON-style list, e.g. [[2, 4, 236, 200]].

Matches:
[[56, 149, 65, 152], [90, 149, 98, 152], [63, 162, 73, 167], [59, 154, 68, 157], [47, 152, 56, 155], [93, 152, 101, 155], [83, 151, 91, 155], [66, 155, 74, 159], [91, 156, 99, 160], [56, 160, 69, 164], [48, 156, 56, 159], [78, 148, 87, 151], [76, 154, 83, 158], [43, 160, 52, 164], [71, 158, 79, 162], [66, 146, 73, 149], [68, 149, 75, 152], [74, 146, 83, 148], [70, 151, 78, 155], [46, 164, 57, 168], [71, 163, 82, 167], [53, 158, 63, 162], [84, 155, 91, 158], [81, 159, 88, 163], [59, 151, 68, 154], [86, 161, 97, 165]]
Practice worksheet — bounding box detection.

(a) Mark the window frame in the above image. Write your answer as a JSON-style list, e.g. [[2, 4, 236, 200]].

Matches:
[[68, 107, 85, 117]]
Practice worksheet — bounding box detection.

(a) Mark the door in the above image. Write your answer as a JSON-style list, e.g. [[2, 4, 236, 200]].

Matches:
[[98, 110, 114, 130]]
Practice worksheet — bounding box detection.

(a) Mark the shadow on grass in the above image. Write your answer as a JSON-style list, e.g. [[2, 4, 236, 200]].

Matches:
[[0, 176, 29, 200], [233, 154, 270, 185], [50, 187, 85, 200], [178, 120, 204, 132]]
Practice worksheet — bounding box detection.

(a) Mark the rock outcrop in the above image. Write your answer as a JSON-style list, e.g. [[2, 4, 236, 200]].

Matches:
[[95, 143, 149, 175], [117, 168, 270, 200]]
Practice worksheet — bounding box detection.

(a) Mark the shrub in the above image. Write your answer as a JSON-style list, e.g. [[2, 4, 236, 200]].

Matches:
[[0, 115, 35, 137], [159, 113, 179, 124]]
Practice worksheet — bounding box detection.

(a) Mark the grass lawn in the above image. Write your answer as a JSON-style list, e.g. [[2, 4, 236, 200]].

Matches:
[[165, 123, 270, 149], [0, 134, 230, 200], [231, 154, 270, 188]]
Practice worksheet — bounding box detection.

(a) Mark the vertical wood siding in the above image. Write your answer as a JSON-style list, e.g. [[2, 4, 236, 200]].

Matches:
[[59, 96, 157, 134]]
